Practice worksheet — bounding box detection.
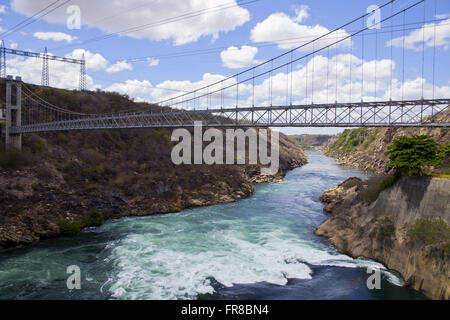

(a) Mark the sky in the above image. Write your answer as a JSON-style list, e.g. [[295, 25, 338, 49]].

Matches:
[[0, 0, 449, 134]]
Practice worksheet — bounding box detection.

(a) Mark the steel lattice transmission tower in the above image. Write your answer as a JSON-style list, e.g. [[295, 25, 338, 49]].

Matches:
[[0, 40, 6, 78], [79, 53, 86, 91], [41, 47, 49, 86]]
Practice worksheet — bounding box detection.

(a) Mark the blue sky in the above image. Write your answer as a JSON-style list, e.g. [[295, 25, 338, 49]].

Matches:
[[1, 0, 449, 134]]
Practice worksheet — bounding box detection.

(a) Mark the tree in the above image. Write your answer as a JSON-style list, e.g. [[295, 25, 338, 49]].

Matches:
[[386, 135, 441, 176], [438, 143, 450, 160]]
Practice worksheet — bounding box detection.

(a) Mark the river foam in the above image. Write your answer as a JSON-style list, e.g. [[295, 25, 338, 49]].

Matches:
[[104, 152, 403, 299]]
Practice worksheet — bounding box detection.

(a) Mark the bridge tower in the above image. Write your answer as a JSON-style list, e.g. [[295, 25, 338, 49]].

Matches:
[[41, 47, 49, 87], [5, 76, 22, 151]]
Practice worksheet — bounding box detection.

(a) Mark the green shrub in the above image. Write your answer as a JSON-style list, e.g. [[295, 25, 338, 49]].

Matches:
[[363, 135, 377, 149], [56, 133, 70, 144], [369, 216, 396, 246], [0, 150, 21, 169], [360, 174, 399, 204], [57, 220, 81, 235], [83, 208, 103, 227], [82, 164, 105, 181], [28, 136, 47, 153], [0, 150, 34, 169], [408, 217, 450, 249], [439, 143, 450, 160], [35, 166, 53, 179], [112, 173, 134, 186], [79, 148, 105, 165], [84, 183, 98, 192], [329, 128, 369, 154], [378, 173, 399, 190], [386, 135, 441, 176]]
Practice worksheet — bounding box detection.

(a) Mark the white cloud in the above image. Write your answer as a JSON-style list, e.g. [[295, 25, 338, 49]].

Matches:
[[11, 0, 250, 46], [147, 58, 160, 67], [0, 5, 6, 14], [68, 49, 108, 70], [250, 11, 351, 50], [33, 31, 76, 42], [292, 5, 309, 23], [220, 45, 260, 69], [9, 41, 18, 49], [106, 60, 133, 73], [387, 19, 450, 50], [105, 79, 155, 99], [435, 14, 450, 20]]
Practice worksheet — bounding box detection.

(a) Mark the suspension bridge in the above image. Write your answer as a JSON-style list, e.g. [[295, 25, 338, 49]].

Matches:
[[2, 0, 450, 151]]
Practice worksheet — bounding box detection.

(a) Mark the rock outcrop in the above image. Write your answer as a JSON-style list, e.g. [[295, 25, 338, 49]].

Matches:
[[315, 176, 450, 300]]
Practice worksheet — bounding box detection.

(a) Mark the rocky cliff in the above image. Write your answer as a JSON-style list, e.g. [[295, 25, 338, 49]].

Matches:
[[289, 134, 333, 149], [321, 110, 450, 173], [0, 82, 307, 248], [315, 176, 450, 300]]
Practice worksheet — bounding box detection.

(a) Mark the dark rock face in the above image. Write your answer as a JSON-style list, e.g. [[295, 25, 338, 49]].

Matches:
[[315, 176, 450, 300]]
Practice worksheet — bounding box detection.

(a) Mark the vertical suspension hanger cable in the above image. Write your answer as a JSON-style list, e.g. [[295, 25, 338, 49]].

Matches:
[[432, 0, 437, 100], [252, 67, 255, 107], [375, 23, 378, 102], [312, 41, 315, 104], [286, 63, 289, 106], [221, 80, 224, 108], [361, 16, 365, 102], [421, 0, 426, 122], [327, 44, 330, 103], [270, 59, 273, 106], [236, 74, 239, 107], [390, 0, 394, 101], [421, 0, 426, 100], [305, 54, 308, 103], [290, 51, 293, 106], [402, 10, 406, 102], [335, 32, 338, 103], [349, 34, 353, 102]]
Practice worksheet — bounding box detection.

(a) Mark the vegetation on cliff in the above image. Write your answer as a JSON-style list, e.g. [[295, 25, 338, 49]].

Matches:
[[322, 110, 450, 173], [386, 135, 449, 176]]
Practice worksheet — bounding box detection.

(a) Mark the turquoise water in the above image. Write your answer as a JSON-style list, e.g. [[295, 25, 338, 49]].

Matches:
[[0, 151, 425, 299]]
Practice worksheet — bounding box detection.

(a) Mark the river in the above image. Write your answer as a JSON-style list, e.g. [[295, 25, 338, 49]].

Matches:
[[0, 151, 426, 299]]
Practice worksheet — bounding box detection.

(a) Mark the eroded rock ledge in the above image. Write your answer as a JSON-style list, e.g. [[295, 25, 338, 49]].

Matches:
[[315, 176, 450, 300]]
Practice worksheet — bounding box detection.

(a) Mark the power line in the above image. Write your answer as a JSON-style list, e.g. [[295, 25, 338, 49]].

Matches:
[[155, 0, 408, 107], [0, 0, 61, 38], [49, 0, 261, 52], [1, 0, 72, 39], [112, 17, 449, 65]]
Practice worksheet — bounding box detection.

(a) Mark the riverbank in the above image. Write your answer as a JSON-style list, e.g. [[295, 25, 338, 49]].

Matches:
[[0, 150, 306, 249], [315, 175, 450, 300], [0, 151, 425, 300]]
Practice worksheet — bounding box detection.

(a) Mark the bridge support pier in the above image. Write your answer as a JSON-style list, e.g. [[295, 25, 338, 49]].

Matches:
[[5, 76, 22, 152]]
